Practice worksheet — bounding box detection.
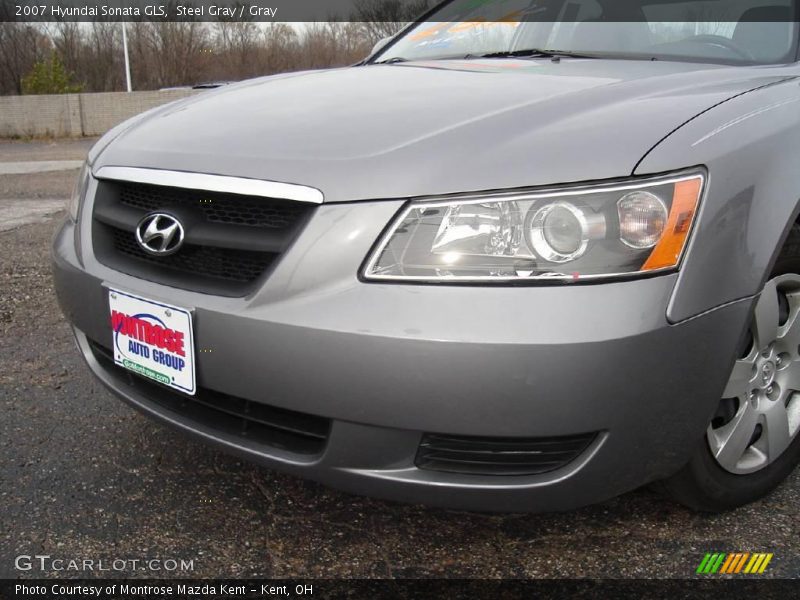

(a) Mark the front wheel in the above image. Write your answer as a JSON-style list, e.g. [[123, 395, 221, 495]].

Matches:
[[662, 237, 800, 511]]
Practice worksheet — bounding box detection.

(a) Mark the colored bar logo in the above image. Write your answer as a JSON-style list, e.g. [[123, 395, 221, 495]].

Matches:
[[696, 553, 772, 574]]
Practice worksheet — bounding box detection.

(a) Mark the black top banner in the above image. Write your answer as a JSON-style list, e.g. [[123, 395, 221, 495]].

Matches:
[[3, 0, 800, 23]]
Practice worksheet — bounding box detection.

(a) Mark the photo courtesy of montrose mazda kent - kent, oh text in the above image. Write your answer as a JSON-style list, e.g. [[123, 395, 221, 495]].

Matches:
[[53, 0, 800, 513]]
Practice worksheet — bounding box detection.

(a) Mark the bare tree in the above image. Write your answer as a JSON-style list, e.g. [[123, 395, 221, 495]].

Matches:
[[0, 2, 438, 95], [129, 20, 211, 89], [85, 22, 123, 92], [214, 10, 261, 81], [50, 22, 82, 77], [302, 21, 371, 69], [261, 23, 301, 75], [0, 22, 50, 95], [353, 0, 430, 45]]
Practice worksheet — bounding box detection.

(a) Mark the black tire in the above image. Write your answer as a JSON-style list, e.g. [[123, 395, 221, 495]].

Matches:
[[660, 224, 800, 512]]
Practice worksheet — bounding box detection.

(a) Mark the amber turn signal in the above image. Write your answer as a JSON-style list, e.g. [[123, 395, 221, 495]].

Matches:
[[641, 176, 704, 272]]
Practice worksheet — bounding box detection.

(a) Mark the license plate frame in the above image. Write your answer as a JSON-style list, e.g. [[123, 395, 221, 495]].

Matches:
[[107, 287, 196, 395]]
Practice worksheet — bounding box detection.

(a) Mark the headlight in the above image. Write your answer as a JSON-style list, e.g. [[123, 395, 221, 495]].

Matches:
[[363, 171, 704, 282], [67, 161, 91, 221]]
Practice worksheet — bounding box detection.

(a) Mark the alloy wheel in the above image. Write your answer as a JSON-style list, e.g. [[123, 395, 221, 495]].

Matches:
[[708, 275, 800, 474]]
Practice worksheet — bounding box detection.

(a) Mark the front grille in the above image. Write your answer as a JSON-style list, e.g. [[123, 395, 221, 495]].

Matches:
[[88, 339, 330, 456], [416, 432, 597, 476], [92, 180, 314, 296], [110, 227, 273, 283], [119, 182, 307, 228]]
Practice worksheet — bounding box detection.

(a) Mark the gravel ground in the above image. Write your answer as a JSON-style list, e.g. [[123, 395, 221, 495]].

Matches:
[[0, 138, 96, 162], [0, 139, 798, 580], [0, 139, 93, 201], [0, 171, 80, 201]]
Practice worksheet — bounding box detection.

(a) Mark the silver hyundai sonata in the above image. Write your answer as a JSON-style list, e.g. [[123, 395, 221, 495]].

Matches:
[[53, 0, 800, 512]]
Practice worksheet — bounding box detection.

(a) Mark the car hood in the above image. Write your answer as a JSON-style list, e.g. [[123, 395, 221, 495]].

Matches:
[[95, 60, 794, 202]]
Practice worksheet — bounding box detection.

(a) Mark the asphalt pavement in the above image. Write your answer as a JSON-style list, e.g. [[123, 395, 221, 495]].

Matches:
[[0, 138, 798, 579]]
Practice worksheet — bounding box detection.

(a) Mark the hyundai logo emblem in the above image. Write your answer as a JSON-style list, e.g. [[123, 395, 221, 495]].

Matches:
[[135, 213, 185, 256]]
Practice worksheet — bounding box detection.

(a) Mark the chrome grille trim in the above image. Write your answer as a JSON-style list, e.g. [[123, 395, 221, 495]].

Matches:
[[94, 166, 324, 204]]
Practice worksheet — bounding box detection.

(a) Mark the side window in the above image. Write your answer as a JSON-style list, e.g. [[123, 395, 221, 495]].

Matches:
[[643, 0, 794, 61]]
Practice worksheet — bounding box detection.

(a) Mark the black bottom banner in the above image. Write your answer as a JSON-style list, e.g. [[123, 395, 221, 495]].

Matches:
[[2, 579, 799, 600]]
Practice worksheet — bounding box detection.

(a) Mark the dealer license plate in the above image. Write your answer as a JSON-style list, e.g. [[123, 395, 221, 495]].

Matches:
[[108, 288, 196, 395]]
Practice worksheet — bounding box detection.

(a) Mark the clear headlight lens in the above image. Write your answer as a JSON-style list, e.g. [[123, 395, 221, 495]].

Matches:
[[363, 172, 704, 282], [67, 161, 91, 221], [617, 191, 669, 249]]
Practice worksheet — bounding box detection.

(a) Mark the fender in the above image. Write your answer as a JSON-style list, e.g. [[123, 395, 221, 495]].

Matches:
[[634, 77, 800, 323]]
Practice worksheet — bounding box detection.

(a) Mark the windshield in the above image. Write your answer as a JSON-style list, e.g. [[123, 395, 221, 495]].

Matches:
[[375, 0, 799, 65]]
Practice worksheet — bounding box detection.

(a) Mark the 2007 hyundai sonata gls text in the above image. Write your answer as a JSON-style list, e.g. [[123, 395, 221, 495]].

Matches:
[[53, 0, 800, 512]]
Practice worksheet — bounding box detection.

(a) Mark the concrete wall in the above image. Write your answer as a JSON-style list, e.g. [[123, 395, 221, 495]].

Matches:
[[0, 90, 200, 138]]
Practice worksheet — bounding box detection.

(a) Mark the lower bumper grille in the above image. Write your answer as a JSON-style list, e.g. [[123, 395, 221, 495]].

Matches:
[[88, 339, 330, 456], [416, 432, 597, 476]]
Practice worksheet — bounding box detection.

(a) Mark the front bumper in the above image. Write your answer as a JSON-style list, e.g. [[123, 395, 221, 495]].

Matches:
[[53, 201, 752, 512]]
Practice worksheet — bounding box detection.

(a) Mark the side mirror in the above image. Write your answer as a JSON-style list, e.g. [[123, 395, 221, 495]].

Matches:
[[371, 36, 393, 57]]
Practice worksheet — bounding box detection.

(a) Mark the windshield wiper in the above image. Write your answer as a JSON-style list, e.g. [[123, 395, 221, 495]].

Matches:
[[374, 57, 411, 64], [374, 49, 600, 65], [471, 49, 599, 60]]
